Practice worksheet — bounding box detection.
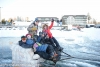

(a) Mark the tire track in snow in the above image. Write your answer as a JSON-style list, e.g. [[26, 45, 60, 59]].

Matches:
[[55, 37, 100, 67]]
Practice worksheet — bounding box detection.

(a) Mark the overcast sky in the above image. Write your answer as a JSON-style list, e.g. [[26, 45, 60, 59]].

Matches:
[[0, 0, 100, 22]]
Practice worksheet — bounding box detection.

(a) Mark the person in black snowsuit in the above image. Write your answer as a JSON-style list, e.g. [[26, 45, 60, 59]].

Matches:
[[37, 31, 63, 51], [37, 32, 62, 63], [33, 43, 57, 60]]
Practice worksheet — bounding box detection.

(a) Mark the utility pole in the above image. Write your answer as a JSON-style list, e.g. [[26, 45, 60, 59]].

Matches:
[[0, 7, 1, 23], [0, 7, 2, 25]]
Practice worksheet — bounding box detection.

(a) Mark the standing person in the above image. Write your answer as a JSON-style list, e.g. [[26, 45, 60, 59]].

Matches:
[[57, 20, 59, 26], [42, 19, 63, 51], [60, 19, 62, 26], [10, 19, 13, 25], [77, 25, 81, 31], [27, 18, 39, 38], [60, 19, 62, 30]]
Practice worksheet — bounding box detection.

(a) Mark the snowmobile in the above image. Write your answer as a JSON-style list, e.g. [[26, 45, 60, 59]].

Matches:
[[33, 35, 62, 61]]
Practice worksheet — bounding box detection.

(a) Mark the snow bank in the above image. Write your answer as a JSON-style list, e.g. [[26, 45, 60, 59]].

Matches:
[[11, 44, 44, 67], [0, 28, 100, 42], [14, 22, 32, 26], [0, 29, 28, 37]]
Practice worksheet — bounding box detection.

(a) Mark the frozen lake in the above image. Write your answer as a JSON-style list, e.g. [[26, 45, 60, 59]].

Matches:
[[0, 28, 100, 67]]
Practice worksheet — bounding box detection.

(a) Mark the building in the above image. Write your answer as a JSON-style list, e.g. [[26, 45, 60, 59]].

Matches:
[[62, 15, 87, 26], [36, 17, 59, 27], [36, 17, 59, 22]]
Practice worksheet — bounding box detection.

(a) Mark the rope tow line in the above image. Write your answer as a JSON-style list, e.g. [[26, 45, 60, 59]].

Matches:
[[60, 51, 100, 62]]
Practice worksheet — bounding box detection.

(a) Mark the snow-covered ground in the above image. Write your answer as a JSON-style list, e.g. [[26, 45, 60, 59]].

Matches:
[[0, 28, 100, 67]]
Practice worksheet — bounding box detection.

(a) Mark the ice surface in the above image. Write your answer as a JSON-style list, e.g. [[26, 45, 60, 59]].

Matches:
[[1, 28, 100, 67]]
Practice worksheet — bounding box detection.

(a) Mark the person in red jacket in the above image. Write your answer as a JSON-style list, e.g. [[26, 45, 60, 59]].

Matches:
[[42, 19, 63, 51]]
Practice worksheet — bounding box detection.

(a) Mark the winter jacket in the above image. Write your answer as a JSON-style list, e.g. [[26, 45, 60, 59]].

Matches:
[[26, 39, 34, 45], [42, 22, 54, 38], [37, 35, 48, 44], [37, 35, 42, 43], [27, 22, 38, 38], [34, 43, 48, 52], [36, 44, 48, 52], [19, 40, 33, 48]]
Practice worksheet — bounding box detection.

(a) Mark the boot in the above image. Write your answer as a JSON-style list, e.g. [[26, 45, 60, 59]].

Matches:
[[49, 52, 58, 60], [49, 52, 54, 59], [52, 52, 58, 61], [57, 47, 63, 51]]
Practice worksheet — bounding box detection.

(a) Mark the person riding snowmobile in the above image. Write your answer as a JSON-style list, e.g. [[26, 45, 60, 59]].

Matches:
[[42, 19, 63, 51]]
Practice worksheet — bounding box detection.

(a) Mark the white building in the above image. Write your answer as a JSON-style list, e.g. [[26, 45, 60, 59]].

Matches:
[[62, 15, 87, 26]]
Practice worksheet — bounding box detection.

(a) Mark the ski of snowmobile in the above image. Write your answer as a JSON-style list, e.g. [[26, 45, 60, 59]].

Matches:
[[40, 62, 56, 67]]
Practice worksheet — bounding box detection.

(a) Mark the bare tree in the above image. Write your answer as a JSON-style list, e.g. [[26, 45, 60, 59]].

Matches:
[[93, 18, 97, 24], [98, 22, 100, 24], [0, 7, 1, 23], [87, 13, 91, 24], [2, 18, 6, 25], [13, 17, 17, 21]]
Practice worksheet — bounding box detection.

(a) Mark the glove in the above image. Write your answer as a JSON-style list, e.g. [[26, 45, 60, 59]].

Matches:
[[31, 27, 37, 31], [46, 35, 49, 38], [51, 18, 54, 22]]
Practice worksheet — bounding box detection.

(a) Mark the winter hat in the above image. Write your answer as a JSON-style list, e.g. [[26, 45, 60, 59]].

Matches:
[[35, 18, 39, 22], [26, 34, 32, 37], [21, 36, 26, 38], [21, 36, 26, 40]]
